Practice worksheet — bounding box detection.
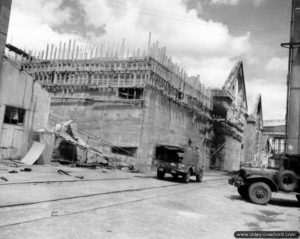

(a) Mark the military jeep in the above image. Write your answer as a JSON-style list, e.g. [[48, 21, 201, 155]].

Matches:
[[155, 144, 204, 183], [229, 154, 300, 205]]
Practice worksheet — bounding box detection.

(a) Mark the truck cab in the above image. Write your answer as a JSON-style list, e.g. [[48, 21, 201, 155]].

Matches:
[[155, 144, 204, 183]]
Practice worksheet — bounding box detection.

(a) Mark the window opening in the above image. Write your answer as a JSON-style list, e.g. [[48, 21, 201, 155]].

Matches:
[[4, 106, 26, 125], [118, 88, 143, 99]]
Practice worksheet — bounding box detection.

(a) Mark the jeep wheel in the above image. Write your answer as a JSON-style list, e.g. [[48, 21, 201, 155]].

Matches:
[[248, 182, 271, 205], [196, 172, 203, 182], [238, 186, 249, 199], [296, 195, 300, 202], [157, 170, 165, 179], [183, 170, 191, 183]]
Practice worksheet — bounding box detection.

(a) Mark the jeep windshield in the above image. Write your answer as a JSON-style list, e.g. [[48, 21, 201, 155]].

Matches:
[[155, 145, 184, 163]]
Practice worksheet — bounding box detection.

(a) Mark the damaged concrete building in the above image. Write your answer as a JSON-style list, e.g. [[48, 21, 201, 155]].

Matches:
[[0, 0, 51, 163], [14, 40, 213, 171], [0, 55, 51, 161], [243, 94, 272, 167], [210, 62, 248, 171]]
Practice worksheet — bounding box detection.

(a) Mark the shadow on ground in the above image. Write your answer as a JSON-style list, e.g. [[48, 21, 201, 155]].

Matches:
[[226, 194, 300, 208], [137, 174, 201, 184], [269, 198, 300, 208]]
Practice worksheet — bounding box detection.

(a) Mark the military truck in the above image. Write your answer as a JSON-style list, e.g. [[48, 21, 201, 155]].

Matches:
[[229, 155, 300, 205], [155, 144, 204, 183]]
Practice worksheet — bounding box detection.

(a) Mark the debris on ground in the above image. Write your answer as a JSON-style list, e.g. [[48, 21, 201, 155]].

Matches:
[[20, 168, 32, 172], [8, 170, 18, 174], [57, 154, 135, 171], [0, 176, 8, 181], [57, 169, 84, 179], [8, 159, 22, 167], [46, 120, 138, 172]]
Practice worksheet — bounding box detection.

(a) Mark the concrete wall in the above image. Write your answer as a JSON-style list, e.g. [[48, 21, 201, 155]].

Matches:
[[244, 122, 256, 162], [32, 82, 51, 131], [136, 88, 210, 171], [220, 136, 242, 171], [0, 60, 34, 109]]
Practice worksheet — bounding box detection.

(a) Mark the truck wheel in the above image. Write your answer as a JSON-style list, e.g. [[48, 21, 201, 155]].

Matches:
[[172, 174, 178, 180], [277, 170, 298, 192], [183, 170, 191, 183], [248, 182, 271, 205], [157, 170, 165, 179], [196, 172, 203, 182], [296, 195, 300, 202], [238, 186, 249, 199]]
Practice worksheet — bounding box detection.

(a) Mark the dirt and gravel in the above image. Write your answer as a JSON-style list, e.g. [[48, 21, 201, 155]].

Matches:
[[0, 165, 299, 239]]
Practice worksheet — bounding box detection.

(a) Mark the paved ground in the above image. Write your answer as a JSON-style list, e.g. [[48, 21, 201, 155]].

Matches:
[[0, 164, 299, 239]]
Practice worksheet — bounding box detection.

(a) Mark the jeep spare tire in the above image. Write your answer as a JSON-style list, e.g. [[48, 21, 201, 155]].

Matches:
[[277, 170, 298, 192]]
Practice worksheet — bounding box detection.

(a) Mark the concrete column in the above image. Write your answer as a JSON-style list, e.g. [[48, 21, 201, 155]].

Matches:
[[287, 2, 300, 154], [0, 105, 5, 145]]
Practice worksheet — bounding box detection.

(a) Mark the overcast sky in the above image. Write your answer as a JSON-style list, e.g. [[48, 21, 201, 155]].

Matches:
[[7, 0, 291, 120]]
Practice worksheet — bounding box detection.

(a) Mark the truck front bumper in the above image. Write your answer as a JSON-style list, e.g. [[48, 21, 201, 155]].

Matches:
[[158, 167, 182, 174], [228, 176, 245, 188]]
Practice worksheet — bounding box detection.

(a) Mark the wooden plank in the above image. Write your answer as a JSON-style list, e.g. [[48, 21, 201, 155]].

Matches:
[[76, 45, 79, 59], [147, 32, 151, 55], [121, 38, 125, 57], [63, 42, 66, 60], [71, 39, 76, 59], [50, 44, 54, 60], [100, 44, 104, 57], [95, 44, 99, 58], [58, 41, 62, 59], [67, 39, 72, 59], [45, 44, 49, 60], [53, 47, 57, 60]]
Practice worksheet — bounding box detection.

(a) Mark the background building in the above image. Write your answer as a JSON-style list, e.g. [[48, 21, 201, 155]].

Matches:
[[210, 62, 248, 171], [244, 94, 273, 167], [263, 119, 285, 155]]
